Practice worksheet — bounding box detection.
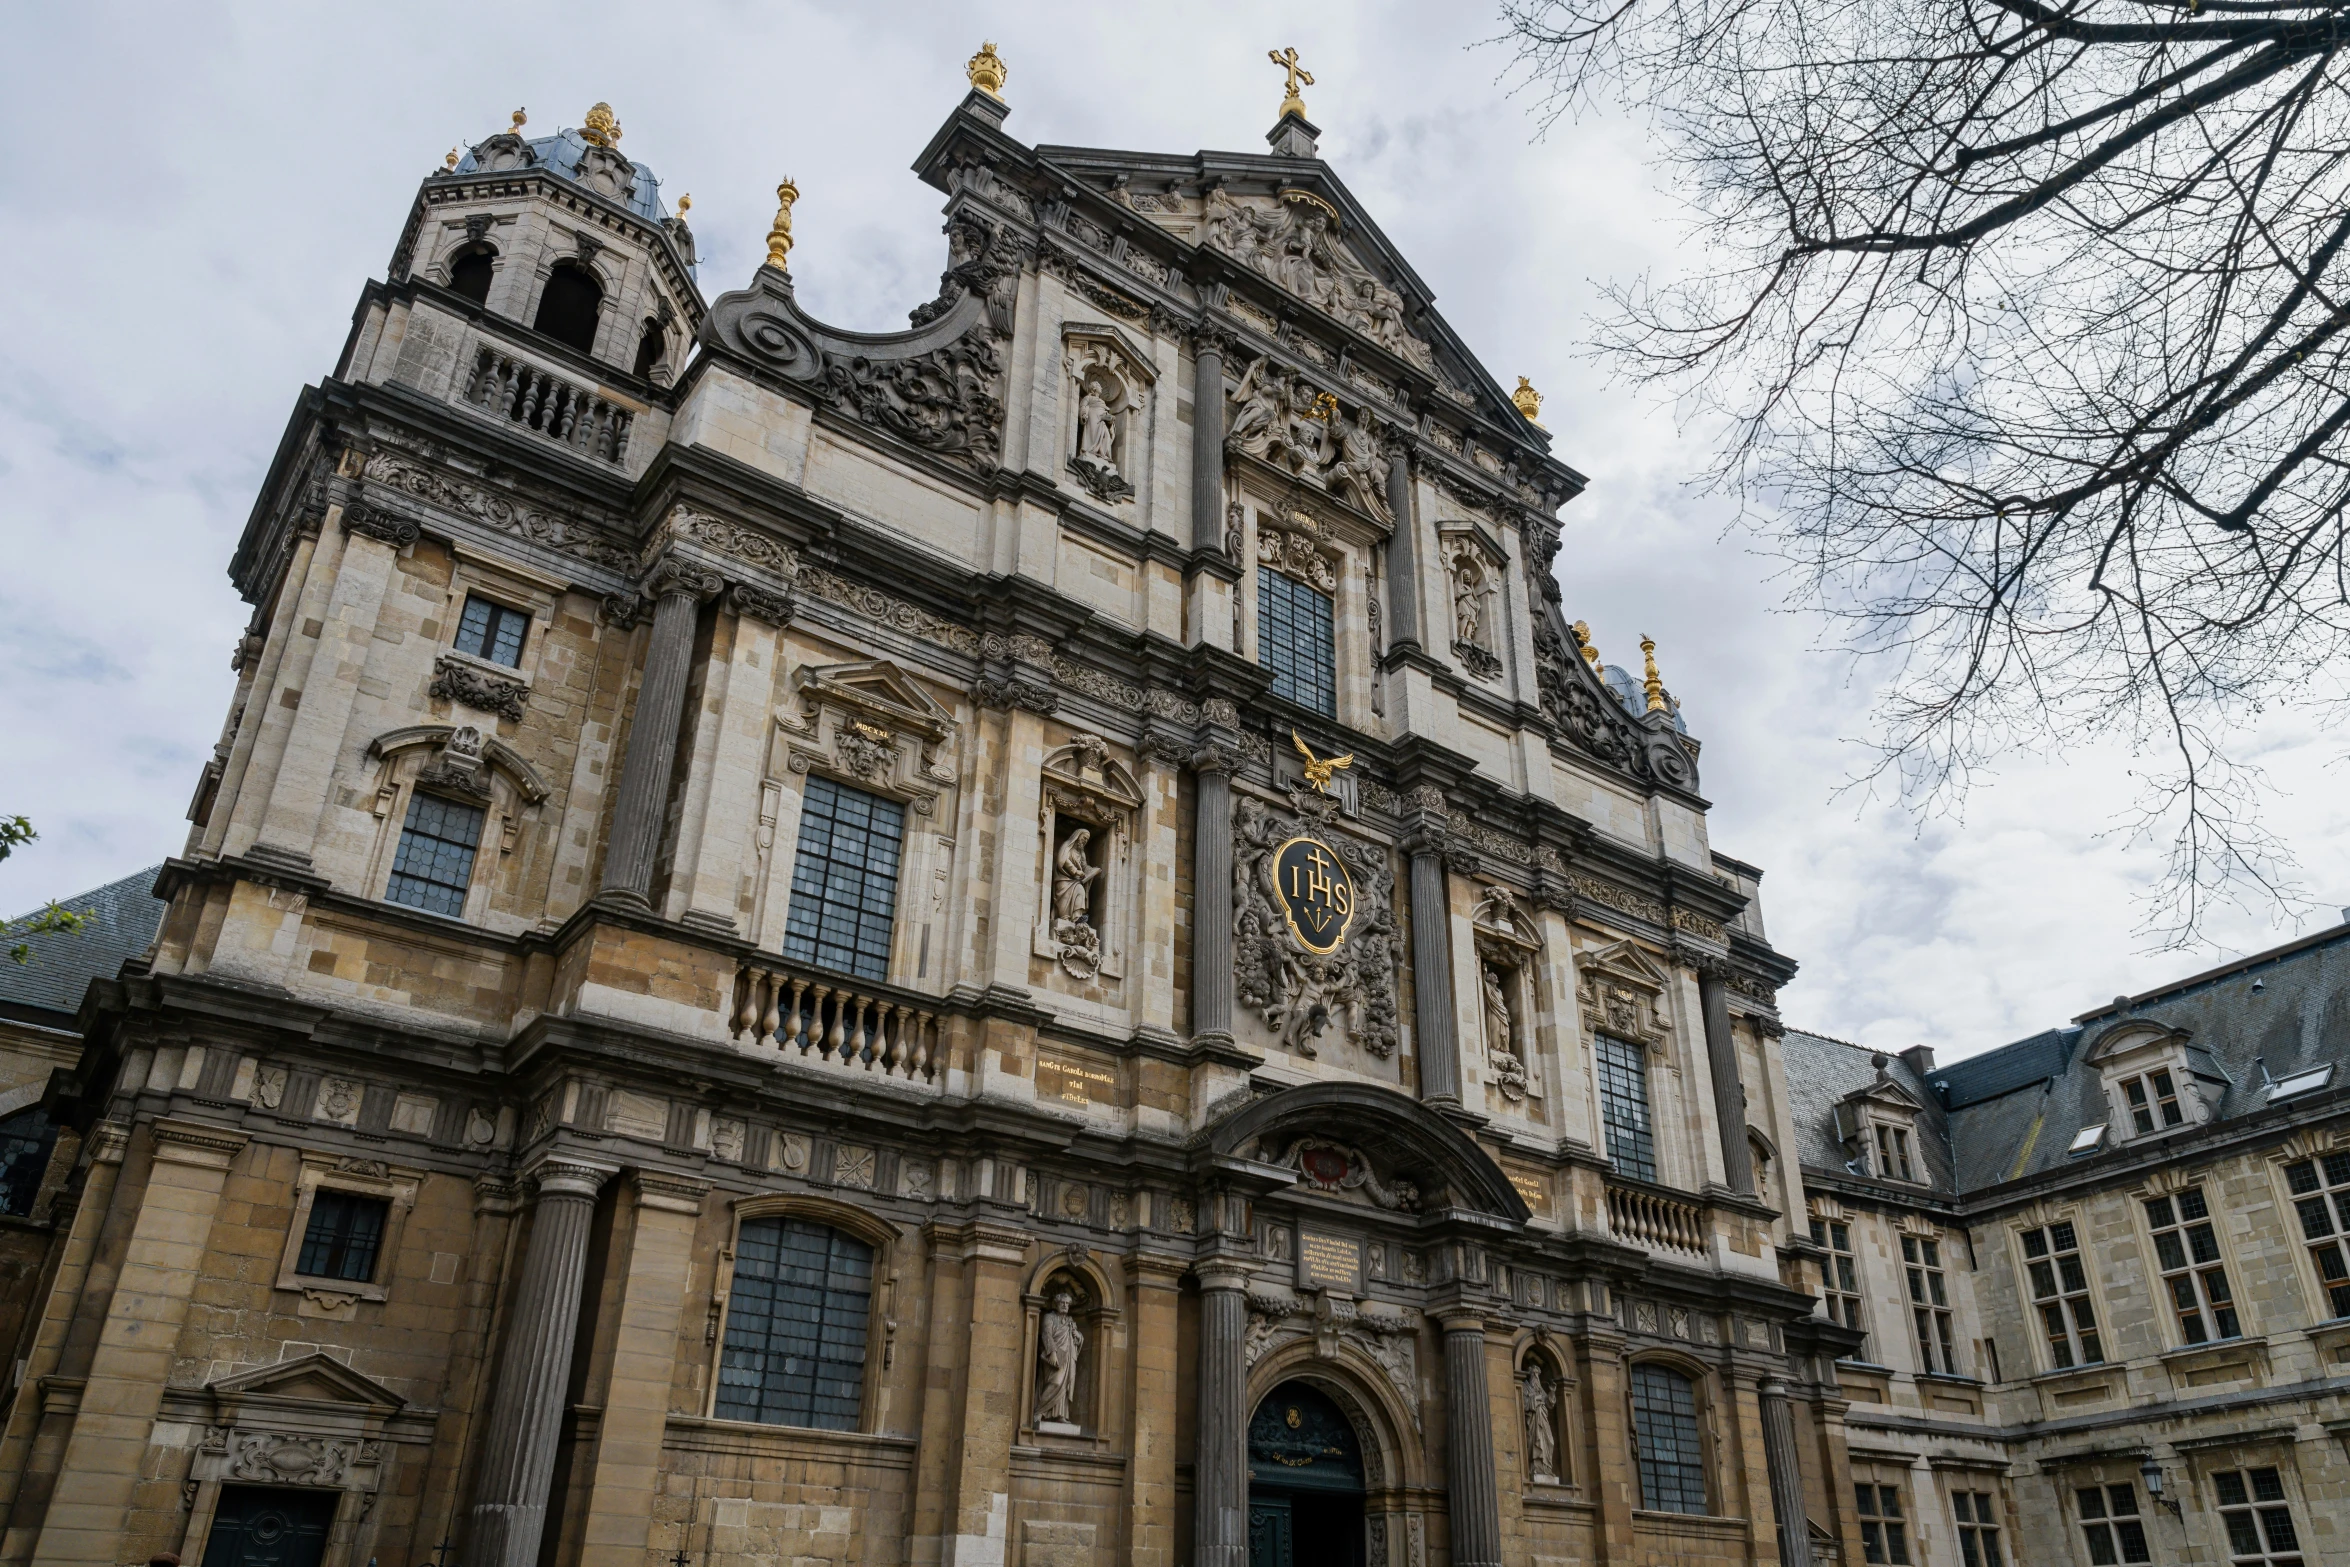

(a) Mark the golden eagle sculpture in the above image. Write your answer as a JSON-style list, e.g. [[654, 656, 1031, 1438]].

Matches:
[[1291, 729, 1354, 795]]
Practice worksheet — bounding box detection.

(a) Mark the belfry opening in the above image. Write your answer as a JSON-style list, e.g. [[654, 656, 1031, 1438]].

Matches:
[[1248, 1381, 1367, 1567]]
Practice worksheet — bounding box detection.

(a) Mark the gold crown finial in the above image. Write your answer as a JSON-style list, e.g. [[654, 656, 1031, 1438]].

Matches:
[[1640, 634, 1668, 713], [509, 107, 527, 136], [1268, 46, 1314, 120], [1513, 376, 1545, 428], [444, 147, 460, 171], [580, 102, 621, 148], [967, 41, 1008, 100], [1571, 620, 1601, 671], [675, 193, 691, 218], [766, 178, 801, 271]]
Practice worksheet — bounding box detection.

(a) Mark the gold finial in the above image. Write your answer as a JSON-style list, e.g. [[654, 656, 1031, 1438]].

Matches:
[[1572, 620, 1601, 671], [967, 41, 1008, 100], [1292, 730, 1354, 795], [766, 178, 801, 271], [676, 193, 691, 218], [1268, 46, 1314, 120], [1309, 391, 1340, 422], [509, 106, 528, 137], [1640, 634, 1667, 713], [580, 102, 621, 148], [1513, 376, 1545, 428], [444, 147, 461, 171]]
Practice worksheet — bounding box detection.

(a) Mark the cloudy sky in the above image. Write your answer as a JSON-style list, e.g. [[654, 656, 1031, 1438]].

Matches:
[[4, 2, 2345, 1058]]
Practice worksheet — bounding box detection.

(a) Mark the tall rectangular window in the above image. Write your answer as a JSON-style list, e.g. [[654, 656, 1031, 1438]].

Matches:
[[2284, 1154, 2350, 1317], [1594, 1034, 1658, 1183], [1875, 1125, 1916, 1181], [1627, 1365, 1707, 1515], [296, 1190, 389, 1283], [453, 593, 530, 667], [2077, 1485, 2151, 1566], [2146, 1186, 2239, 1343], [1811, 1217, 1867, 1354], [2123, 1070, 2185, 1134], [386, 793, 484, 917], [2021, 1221, 2103, 1368], [715, 1217, 873, 1430], [1954, 1492, 2004, 1567], [1856, 1483, 1911, 1565], [1904, 1234, 1958, 1373], [2213, 1469, 2301, 1567], [1257, 567, 1336, 717], [783, 777, 906, 983]]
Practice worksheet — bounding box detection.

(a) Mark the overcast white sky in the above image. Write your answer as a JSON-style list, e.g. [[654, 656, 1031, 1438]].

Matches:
[[4, 2, 2345, 1058]]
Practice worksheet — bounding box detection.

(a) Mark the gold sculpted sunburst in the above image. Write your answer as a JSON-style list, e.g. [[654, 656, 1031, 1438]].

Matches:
[[1272, 835, 1357, 955]]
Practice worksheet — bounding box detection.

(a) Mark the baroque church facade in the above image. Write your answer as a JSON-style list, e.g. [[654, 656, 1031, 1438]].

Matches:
[[0, 44, 2331, 1567]]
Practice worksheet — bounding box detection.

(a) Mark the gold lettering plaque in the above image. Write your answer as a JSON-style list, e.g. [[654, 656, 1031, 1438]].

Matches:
[[1037, 1052, 1118, 1106], [1299, 1231, 1364, 1291]]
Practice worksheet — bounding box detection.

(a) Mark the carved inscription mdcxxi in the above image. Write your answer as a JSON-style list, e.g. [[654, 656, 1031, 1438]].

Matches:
[[1273, 836, 1357, 955]]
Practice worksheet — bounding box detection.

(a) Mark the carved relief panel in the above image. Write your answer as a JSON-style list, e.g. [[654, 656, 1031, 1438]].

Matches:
[[1232, 795, 1400, 1062]]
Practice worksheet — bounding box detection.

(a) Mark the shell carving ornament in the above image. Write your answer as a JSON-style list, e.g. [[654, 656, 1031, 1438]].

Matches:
[[1233, 797, 1399, 1059]]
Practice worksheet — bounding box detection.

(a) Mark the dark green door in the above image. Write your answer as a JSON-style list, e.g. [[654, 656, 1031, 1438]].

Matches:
[[200, 1486, 337, 1567], [1250, 1494, 1295, 1567]]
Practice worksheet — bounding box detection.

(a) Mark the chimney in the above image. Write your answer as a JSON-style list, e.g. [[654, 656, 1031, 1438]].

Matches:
[[1900, 1044, 1936, 1078]]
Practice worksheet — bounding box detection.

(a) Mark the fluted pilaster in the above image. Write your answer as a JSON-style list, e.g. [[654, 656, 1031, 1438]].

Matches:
[[1191, 750, 1236, 1044], [1384, 449, 1421, 649], [1407, 821, 1459, 1101], [1760, 1378, 1815, 1567], [1193, 338, 1228, 556], [1193, 1262, 1251, 1567], [1441, 1314, 1502, 1567], [599, 563, 718, 906], [1699, 969, 1755, 1193]]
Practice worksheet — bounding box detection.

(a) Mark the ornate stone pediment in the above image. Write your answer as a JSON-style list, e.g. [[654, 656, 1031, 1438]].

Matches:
[[781, 659, 958, 815], [1575, 938, 1676, 1051], [205, 1352, 406, 1416], [1197, 187, 1433, 372]]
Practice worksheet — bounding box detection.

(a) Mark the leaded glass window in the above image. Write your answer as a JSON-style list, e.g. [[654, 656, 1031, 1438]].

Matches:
[[2284, 1153, 2350, 1317], [2021, 1221, 2103, 1368], [1857, 1483, 1911, 1565], [1954, 1491, 2004, 1567], [1904, 1234, 1958, 1373], [2077, 1484, 2150, 1565], [1628, 1364, 1707, 1514], [2214, 1469, 2301, 1567], [1595, 1033, 1658, 1183], [1811, 1216, 1867, 1354], [453, 594, 529, 667], [387, 793, 484, 917], [1258, 567, 1336, 717], [783, 777, 905, 982], [2145, 1186, 2240, 1343], [296, 1190, 388, 1283], [716, 1217, 874, 1430], [0, 1110, 56, 1219]]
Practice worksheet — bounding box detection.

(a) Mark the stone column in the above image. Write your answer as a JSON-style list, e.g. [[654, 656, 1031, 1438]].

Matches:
[[598, 561, 721, 907], [1406, 816, 1460, 1102], [1439, 1312, 1503, 1567], [1699, 968, 1755, 1193], [28, 1119, 246, 1567], [1192, 334, 1228, 556], [1123, 1253, 1189, 1567], [1191, 747, 1236, 1046], [576, 1173, 709, 1567], [468, 1160, 609, 1567], [1192, 1259, 1252, 1567], [672, 586, 790, 931], [1760, 1378, 1815, 1567], [1383, 450, 1421, 650]]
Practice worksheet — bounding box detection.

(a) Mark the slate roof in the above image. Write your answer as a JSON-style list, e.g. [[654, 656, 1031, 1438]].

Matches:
[[0, 865, 167, 1028], [1783, 923, 2350, 1200], [455, 130, 672, 226]]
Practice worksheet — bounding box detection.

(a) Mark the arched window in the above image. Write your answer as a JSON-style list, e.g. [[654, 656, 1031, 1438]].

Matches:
[[0, 1109, 56, 1218], [631, 319, 666, 380], [448, 247, 495, 305], [715, 1215, 873, 1429], [531, 261, 603, 354], [1628, 1363, 1708, 1514]]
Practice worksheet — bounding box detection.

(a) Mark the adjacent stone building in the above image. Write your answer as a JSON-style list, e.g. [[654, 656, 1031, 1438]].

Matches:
[[3, 46, 2334, 1567]]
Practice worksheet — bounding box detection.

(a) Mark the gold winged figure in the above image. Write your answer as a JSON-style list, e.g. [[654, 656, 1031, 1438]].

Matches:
[[1292, 729, 1354, 794]]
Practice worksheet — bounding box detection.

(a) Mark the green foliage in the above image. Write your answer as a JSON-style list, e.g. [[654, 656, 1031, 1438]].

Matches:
[[1, 816, 93, 965]]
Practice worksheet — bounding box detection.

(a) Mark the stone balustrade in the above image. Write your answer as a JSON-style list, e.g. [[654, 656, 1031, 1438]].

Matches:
[[1604, 1178, 1708, 1254], [463, 346, 634, 463], [727, 959, 941, 1083]]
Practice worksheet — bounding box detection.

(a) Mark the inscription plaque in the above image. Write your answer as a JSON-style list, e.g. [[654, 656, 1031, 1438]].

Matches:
[[1299, 1231, 1365, 1292]]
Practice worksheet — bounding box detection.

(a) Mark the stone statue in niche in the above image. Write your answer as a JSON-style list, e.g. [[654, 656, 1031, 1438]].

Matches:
[[1483, 965, 1531, 1102], [1064, 343, 1141, 506], [1036, 1287, 1085, 1429], [1446, 541, 1504, 681], [1521, 1362, 1558, 1479], [1077, 380, 1116, 468], [1051, 827, 1104, 980]]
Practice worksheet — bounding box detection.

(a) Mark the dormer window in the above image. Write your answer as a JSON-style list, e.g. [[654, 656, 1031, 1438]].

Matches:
[[533, 260, 603, 354], [1875, 1125, 1916, 1182], [2123, 1070, 2184, 1134]]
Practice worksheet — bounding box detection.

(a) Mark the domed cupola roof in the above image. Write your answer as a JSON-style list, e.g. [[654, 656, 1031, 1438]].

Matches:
[[454, 103, 673, 226]]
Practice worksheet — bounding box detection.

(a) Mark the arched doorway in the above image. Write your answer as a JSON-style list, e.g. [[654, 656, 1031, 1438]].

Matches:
[[1248, 1381, 1365, 1567]]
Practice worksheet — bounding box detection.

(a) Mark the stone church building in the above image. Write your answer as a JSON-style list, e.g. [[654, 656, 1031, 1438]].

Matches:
[[0, 47, 2344, 1567]]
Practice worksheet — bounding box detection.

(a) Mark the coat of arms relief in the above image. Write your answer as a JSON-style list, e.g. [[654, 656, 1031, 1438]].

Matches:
[[1233, 796, 1400, 1059]]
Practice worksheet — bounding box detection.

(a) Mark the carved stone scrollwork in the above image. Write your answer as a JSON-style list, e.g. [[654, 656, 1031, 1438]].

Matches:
[[428, 655, 527, 723], [971, 674, 1058, 715], [226, 1431, 354, 1487], [1277, 1136, 1421, 1211], [1233, 797, 1400, 1058], [600, 592, 644, 629], [415, 724, 493, 801], [728, 582, 795, 625], [343, 506, 419, 548], [644, 558, 724, 603], [1257, 514, 1338, 594]]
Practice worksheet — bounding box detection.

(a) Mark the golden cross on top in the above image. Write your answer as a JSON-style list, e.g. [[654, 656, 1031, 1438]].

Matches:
[[1268, 46, 1314, 120]]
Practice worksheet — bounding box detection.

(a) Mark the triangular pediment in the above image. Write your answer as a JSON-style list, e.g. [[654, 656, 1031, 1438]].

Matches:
[[1840, 1076, 1924, 1114], [1576, 938, 1674, 993], [208, 1352, 405, 1411], [796, 659, 954, 738]]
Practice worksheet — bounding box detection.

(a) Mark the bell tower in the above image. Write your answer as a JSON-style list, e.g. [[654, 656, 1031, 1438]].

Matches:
[[385, 101, 704, 388]]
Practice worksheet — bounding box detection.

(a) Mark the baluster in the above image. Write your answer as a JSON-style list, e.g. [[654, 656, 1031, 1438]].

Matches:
[[553, 385, 579, 442], [851, 997, 874, 1068], [910, 1012, 934, 1081], [611, 409, 632, 463], [876, 1004, 901, 1074], [729, 968, 756, 1040], [758, 973, 782, 1049], [817, 987, 843, 1061], [583, 403, 607, 455], [784, 978, 808, 1053], [495, 360, 519, 418]]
